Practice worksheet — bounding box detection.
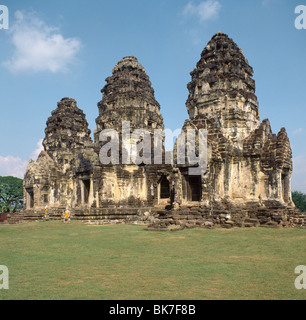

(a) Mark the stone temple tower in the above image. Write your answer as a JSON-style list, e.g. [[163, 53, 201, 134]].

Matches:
[[94, 56, 171, 206], [24, 98, 94, 213], [95, 56, 164, 137], [172, 32, 294, 213], [43, 97, 92, 173], [22, 32, 303, 228]]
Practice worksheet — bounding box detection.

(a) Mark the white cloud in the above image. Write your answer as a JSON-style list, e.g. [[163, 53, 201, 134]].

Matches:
[[292, 155, 306, 193], [0, 139, 44, 179], [0, 156, 28, 179], [182, 1, 222, 23], [31, 139, 44, 161], [3, 11, 82, 73]]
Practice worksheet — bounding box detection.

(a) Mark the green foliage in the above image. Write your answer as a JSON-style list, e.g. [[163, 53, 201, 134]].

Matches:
[[292, 191, 306, 212], [0, 176, 23, 212]]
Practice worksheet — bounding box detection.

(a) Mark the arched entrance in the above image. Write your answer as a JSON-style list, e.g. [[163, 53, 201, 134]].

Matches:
[[159, 176, 170, 201]]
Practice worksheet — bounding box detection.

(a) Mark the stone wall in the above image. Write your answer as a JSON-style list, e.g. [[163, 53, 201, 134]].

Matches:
[[146, 205, 306, 231]]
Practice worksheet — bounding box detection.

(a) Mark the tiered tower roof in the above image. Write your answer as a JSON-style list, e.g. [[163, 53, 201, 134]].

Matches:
[[43, 98, 92, 163], [95, 56, 164, 142]]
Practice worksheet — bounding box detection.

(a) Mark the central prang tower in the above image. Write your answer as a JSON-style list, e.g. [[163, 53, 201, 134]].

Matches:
[[95, 56, 164, 140]]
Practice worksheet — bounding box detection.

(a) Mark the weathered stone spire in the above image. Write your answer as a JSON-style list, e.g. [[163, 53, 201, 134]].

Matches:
[[95, 56, 164, 142], [186, 32, 260, 141], [43, 98, 92, 165]]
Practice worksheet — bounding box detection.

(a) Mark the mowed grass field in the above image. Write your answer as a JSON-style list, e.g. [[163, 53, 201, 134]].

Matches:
[[0, 221, 305, 300]]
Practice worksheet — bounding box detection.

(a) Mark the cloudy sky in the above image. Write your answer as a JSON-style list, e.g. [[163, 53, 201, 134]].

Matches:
[[0, 0, 305, 192]]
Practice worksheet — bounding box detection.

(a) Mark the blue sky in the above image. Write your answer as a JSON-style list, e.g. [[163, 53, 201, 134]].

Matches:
[[0, 0, 305, 192]]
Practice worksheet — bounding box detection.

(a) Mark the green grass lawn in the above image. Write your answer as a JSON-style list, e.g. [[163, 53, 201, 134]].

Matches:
[[0, 221, 305, 300]]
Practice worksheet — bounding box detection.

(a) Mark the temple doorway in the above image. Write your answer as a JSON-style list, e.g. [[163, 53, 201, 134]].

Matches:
[[282, 173, 290, 203], [26, 188, 34, 209], [82, 179, 91, 204], [186, 176, 202, 201], [159, 176, 170, 200]]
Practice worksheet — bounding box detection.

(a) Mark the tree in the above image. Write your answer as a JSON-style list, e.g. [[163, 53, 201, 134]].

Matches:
[[292, 191, 306, 213], [0, 176, 23, 212]]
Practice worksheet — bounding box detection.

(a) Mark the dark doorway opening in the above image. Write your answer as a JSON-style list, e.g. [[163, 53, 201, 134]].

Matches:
[[83, 180, 91, 204], [43, 194, 48, 204], [27, 188, 34, 208], [282, 173, 289, 203], [160, 176, 170, 199], [187, 176, 202, 201]]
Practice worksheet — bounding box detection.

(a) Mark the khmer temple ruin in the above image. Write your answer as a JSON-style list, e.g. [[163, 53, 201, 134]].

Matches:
[[21, 32, 305, 228]]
